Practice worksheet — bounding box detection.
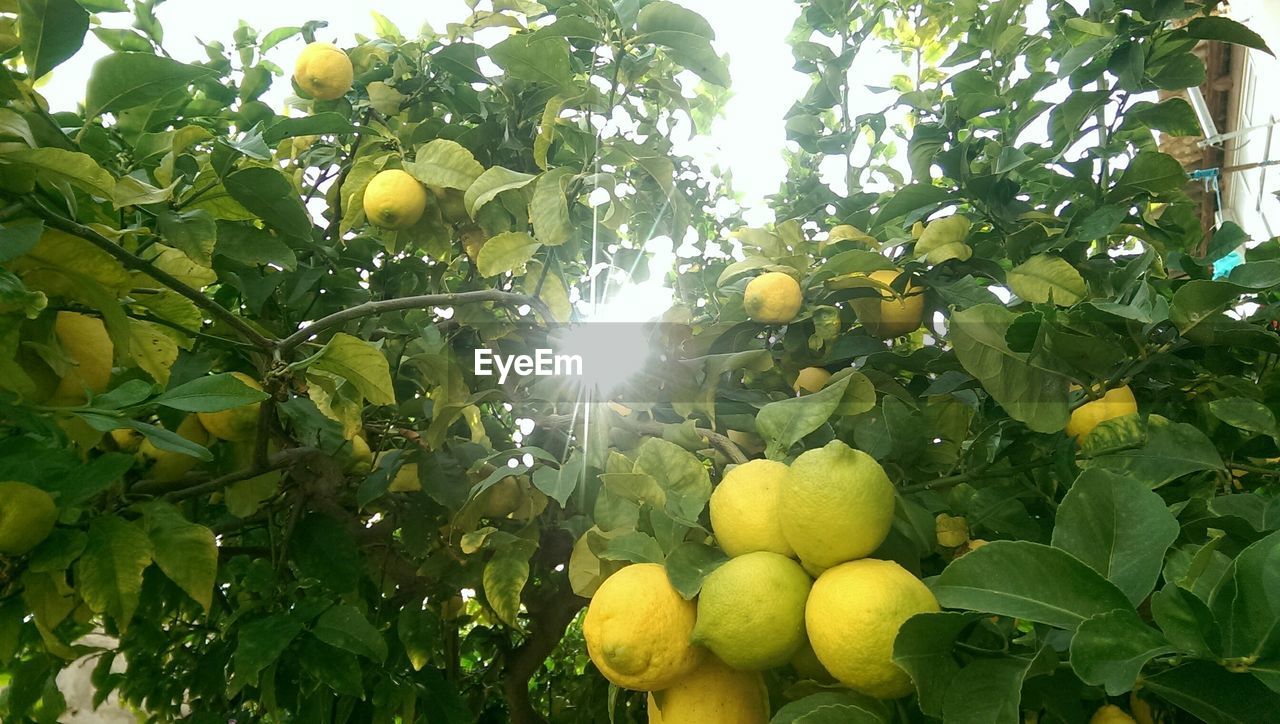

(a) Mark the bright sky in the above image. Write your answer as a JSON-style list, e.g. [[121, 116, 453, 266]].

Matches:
[[40, 0, 811, 219]]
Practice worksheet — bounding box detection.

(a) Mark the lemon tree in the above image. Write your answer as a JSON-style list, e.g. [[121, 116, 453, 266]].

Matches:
[[1, 0, 1280, 723]]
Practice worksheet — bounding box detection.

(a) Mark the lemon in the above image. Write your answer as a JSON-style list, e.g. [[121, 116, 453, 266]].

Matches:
[[790, 639, 834, 682], [429, 185, 470, 224], [647, 654, 769, 724], [805, 558, 939, 699], [850, 269, 925, 339], [389, 463, 421, 493], [293, 42, 354, 101], [0, 481, 58, 555], [692, 551, 810, 670], [480, 476, 525, 517], [779, 440, 896, 570], [52, 311, 113, 404], [709, 459, 793, 557], [935, 513, 968, 548], [583, 563, 704, 691], [1090, 704, 1138, 724], [139, 415, 210, 483], [743, 272, 803, 324], [827, 224, 877, 247], [197, 372, 263, 442], [793, 367, 831, 395], [1066, 385, 1137, 442], [461, 225, 486, 261], [347, 434, 373, 474], [109, 428, 143, 453], [1129, 691, 1157, 724], [363, 169, 429, 230]]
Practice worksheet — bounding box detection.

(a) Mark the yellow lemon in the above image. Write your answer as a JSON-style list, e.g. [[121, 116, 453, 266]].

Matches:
[[293, 42, 353, 101], [197, 372, 263, 442], [647, 655, 769, 724], [52, 311, 113, 404], [461, 225, 486, 261], [850, 269, 925, 339], [1066, 385, 1137, 442], [805, 558, 940, 699], [109, 428, 143, 453], [779, 440, 895, 570], [709, 459, 793, 557], [0, 481, 58, 555], [346, 434, 373, 474], [429, 185, 470, 224], [1090, 704, 1138, 724], [389, 463, 421, 493], [692, 551, 811, 670], [1129, 691, 1158, 724], [583, 563, 704, 691], [363, 169, 429, 230], [743, 272, 803, 324], [935, 513, 969, 548], [793, 367, 832, 395], [139, 415, 210, 483]]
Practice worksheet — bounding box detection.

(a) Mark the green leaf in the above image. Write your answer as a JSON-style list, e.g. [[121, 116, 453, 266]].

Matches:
[[1209, 397, 1279, 438], [1142, 661, 1280, 724], [141, 502, 217, 611], [1069, 608, 1174, 695], [127, 318, 178, 385], [1151, 584, 1221, 658], [405, 139, 484, 191], [19, 0, 89, 80], [234, 613, 303, 687], [664, 541, 727, 600], [215, 221, 298, 270], [483, 540, 535, 628], [1211, 529, 1280, 660], [90, 27, 153, 53], [533, 94, 566, 170], [756, 374, 852, 459], [769, 691, 891, 724], [1079, 414, 1224, 488], [289, 513, 363, 592], [464, 166, 537, 218], [398, 602, 440, 671], [595, 530, 665, 564], [1051, 469, 1179, 605], [892, 612, 982, 716], [488, 33, 575, 91], [313, 604, 388, 662], [949, 305, 1069, 433], [0, 219, 44, 263], [156, 209, 215, 266], [634, 437, 711, 522], [1186, 16, 1274, 56], [874, 183, 952, 224], [307, 332, 395, 406], [262, 113, 360, 143], [224, 167, 312, 239], [530, 452, 582, 507], [5, 147, 116, 199], [76, 516, 153, 630], [476, 230, 540, 278], [934, 541, 1133, 630], [84, 52, 215, 119], [1109, 151, 1187, 199], [941, 655, 1045, 724], [635, 18, 730, 87], [530, 168, 573, 247], [1007, 254, 1086, 306]]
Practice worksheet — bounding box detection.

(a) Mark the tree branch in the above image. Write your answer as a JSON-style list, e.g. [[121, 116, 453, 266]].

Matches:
[[276, 290, 556, 353], [33, 209, 275, 351], [503, 581, 586, 724], [899, 460, 1053, 494], [130, 446, 319, 500], [544, 412, 749, 464]]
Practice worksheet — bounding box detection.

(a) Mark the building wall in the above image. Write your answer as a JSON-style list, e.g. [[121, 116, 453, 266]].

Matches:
[[1224, 0, 1280, 243]]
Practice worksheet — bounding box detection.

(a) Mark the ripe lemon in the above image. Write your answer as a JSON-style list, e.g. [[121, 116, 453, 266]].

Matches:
[[109, 428, 144, 453], [793, 367, 831, 395], [1090, 704, 1137, 724], [779, 440, 895, 570], [52, 311, 113, 404], [429, 185, 470, 224], [805, 558, 939, 699], [1066, 385, 1137, 442], [583, 563, 704, 691], [139, 415, 210, 483], [692, 551, 810, 670], [709, 459, 793, 557], [0, 481, 58, 555], [346, 435, 373, 474], [389, 463, 421, 493], [935, 513, 969, 548], [293, 42, 354, 101], [647, 654, 769, 724], [363, 169, 429, 230], [743, 272, 803, 324], [197, 372, 263, 442], [850, 269, 925, 339], [1129, 691, 1157, 724]]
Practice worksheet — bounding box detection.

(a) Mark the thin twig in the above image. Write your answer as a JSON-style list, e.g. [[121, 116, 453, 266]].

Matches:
[[276, 290, 555, 353], [131, 447, 318, 500], [543, 412, 748, 464], [900, 461, 1053, 494]]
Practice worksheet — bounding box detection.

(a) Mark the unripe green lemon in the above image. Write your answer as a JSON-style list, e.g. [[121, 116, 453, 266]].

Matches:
[[692, 551, 810, 671], [363, 169, 429, 230], [0, 481, 58, 555], [647, 654, 769, 724], [805, 558, 939, 699], [583, 563, 704, 691], [743, 272, 803, 324], [709, 459, 793, 558], [197, 372, 262, 442], [293, 42, 354, 101], [779, 440, 895, 570]]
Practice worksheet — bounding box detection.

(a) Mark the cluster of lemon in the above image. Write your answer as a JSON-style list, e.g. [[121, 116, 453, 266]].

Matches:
[[741, 264, 925, 339], [582, 441, 939, 722]]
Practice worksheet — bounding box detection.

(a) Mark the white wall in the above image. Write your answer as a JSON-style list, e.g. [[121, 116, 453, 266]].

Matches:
[[1224, 0, 1280, 243]]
